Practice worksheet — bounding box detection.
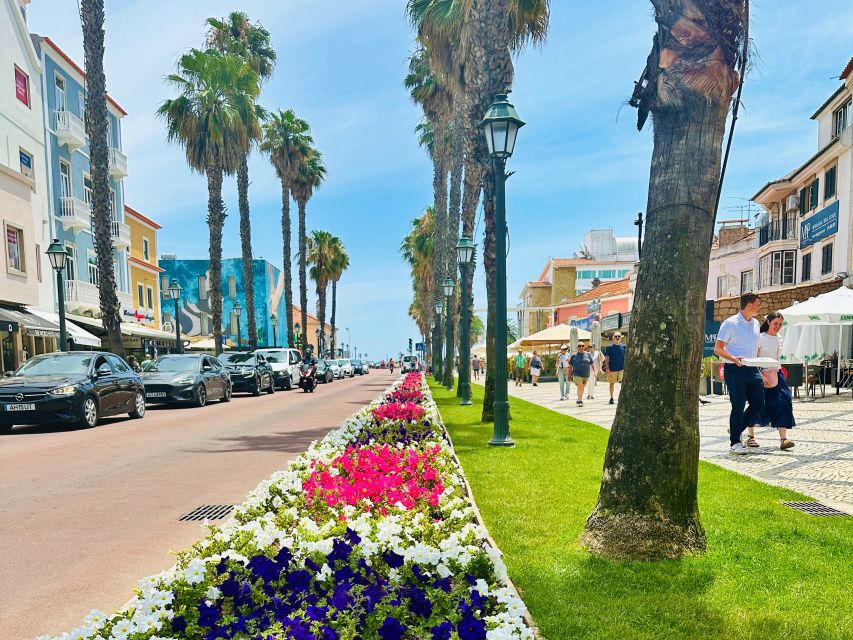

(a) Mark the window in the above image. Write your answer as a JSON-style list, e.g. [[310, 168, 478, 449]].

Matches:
[[161, 275, 169, 297], [14, 65, 30, 107], [78, 91, 85, 123], [65, 244, 76, 281], [740, 270, 753, 294], [716, 275, 727, 298], [109, 188, 116, 220], [146, 286, 153, 310], [801, 253, 811, 282], [824, 166, 837, 201], [5, 225, 25, 273], [19, 148, 33, 180], [799, 178, 819, 215], [107, 118, 113, 148], [107, 354, 129, 373], [198, 276, 207, 299], [821, 243, 833, 275], [59, 161, 71, 198], [759, 250, 796, 288], [35, 243, 41, 282], [83, 175, 93, 205], [230, 310, 238, 334], [577, 270, 595, 279], [54, 74, 66, 112], [228, 275, 237, 299], [137, 283, 144, 307], [87, 251, 99, 285], [833, 99, 851, 137], [142, 238, 150, 262]]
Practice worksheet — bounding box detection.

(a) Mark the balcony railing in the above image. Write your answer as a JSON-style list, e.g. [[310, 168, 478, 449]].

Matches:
[[758, 219, 798, 247], [111, 220, 131, 248], [65, 279, 132, 314], [55, 110, 86, 151], [109, 147, 128, 179], [58, 196, 92, 233]]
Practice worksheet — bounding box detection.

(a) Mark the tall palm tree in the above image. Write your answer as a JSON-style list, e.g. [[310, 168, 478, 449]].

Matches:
[[401, 207, 436, 360], [328, 238, 349, 358], [260, 110, 313, 349], [306, 230, 338, 356], [158, 48, 259, 355], [582, 0, 748, 561], [79, 0, 124, 356], [206, 11, 276, 349], [291, 150, 326, 353]]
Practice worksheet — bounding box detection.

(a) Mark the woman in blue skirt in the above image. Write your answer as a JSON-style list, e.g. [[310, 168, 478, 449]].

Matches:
[[746, 312, 795, 450]]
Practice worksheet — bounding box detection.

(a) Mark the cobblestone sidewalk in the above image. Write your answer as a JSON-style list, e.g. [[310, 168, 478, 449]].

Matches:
[[507, 379, 853, 513]]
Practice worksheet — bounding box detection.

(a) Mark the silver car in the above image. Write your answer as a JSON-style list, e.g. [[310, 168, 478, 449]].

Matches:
[[337, 359, 355, 377]]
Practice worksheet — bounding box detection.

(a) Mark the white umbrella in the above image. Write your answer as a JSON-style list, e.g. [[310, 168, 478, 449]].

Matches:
[[590, 320, 602, 349], [570, 325, 579, 351], [778, 286, 853, 324]]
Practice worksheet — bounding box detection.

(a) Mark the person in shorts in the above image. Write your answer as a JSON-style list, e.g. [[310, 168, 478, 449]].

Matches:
[[568, 342, 593, 407], [513, 349, 526, 386], [585, 343, 601, 400], [557, 345, 570, 400], [604, 332, 626, 405], [472, 355, 481, 381], [530, 351, 543, 386]]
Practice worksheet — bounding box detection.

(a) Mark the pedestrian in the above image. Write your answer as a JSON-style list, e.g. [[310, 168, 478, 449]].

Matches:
[[472, 355, 481, 381], [389, 357, 395, 374], [745, 312, 796, 451], [569, 342, 593, 407], [586, 343, 601, 400], [530, 351, 543, 386], [603, 332, 627, 405], [127, 355, 142, 373], [714, 292, 765, 455], [143, 353, 152, 363], [513, 349, 527, 387], [557, 344, 570, 400]]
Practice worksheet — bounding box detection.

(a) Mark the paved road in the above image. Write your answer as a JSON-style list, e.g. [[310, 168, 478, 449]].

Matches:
[[0, 370, 391, 639]]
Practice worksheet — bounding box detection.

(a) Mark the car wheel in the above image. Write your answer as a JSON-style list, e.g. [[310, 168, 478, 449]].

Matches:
[[79, 396, 99, 428], [0, 424, 13, 433], [266, 376, 275, 394], [284, 375, 292, 390], [220, 385, 232, 403], [129, 391, 146, 419], [251, 376, 261, 396], [195, 385, 207, 407]]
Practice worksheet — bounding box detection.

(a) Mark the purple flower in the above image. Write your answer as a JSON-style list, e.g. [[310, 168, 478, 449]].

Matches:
[[382, 550, 405, 569], [457, 612, 487, 640], [286, 569, 311, 593], [378, 616, 407, 640], [171, 615, 187, 633], [197, 600, 221, 627], [431, 621, 454, 640], [328, 539, 353, 563], [248, 554, 280, 583]]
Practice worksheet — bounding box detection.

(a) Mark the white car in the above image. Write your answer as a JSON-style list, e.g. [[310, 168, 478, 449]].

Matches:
[[253, 348, 302, 390], [402, 355, 419, 372], [337, 359, 355, 378], [328, 360, 342, 379]]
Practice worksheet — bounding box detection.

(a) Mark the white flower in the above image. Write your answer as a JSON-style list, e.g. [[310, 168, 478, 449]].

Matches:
[[183, 558, 206, 584], [475, 579, 490, 595], [67, 628, 94, 640], [109, 619, 136, 639], [83, 609, 107, 628], [205, 586, 222, 601]]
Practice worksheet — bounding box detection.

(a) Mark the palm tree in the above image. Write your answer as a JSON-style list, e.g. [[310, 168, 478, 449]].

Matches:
[[260, 110, 313, 349], [158, 48, 259, 355], [80, 0, 124, 356], [581, 0, 748, 561], [328, 237, 349, 358], [401, 207, 435, 360], [306, 230, 338, 356], [291, 150, 327, 353], [206, 11, 275, 349]]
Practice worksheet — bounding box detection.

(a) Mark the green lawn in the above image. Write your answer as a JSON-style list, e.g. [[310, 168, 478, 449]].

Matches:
[[429, 381, 853, 640]]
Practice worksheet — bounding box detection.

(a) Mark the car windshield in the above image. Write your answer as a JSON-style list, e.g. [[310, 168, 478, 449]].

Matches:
[[338, 360, 348, 365], [146, 356, 199, 373], [14, 353, 93, 377], [256, 350, 286, 363], [220, 353, 256, 365]]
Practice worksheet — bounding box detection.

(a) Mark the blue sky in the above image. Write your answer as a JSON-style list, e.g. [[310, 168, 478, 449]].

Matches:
[[28, 1, 853, 359]]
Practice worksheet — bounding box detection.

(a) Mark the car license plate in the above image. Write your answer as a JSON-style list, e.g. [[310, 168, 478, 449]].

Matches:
[[4, 403, 36, 411], [147, 392, 167, 398]]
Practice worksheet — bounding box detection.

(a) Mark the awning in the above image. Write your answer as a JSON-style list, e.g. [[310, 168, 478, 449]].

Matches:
[[0, 304, 60, 338], [67, 313, 178, 342], [26, 308, 102, 347]]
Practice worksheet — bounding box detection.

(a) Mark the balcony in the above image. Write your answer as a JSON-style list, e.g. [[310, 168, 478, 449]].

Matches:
[[109, 147, 128, 179], [55, 110, 86, 151], [64, 279, 133, 315], [758, 219, 798, 248], [58, 196, 92, 233], [110, 219, 131, 248]]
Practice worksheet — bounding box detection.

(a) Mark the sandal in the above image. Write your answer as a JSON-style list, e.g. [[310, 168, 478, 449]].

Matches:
[[746, 436, 760, 448], [780, 438, 795, 450]]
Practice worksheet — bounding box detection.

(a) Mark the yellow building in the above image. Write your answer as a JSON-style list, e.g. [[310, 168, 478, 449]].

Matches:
[[124, 205, 163, 330]]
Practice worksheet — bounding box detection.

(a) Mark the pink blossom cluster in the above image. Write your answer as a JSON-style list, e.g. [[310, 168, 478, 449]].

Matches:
[[386, 372, 425, 403], [371, 401, 426, 424], [303, 444, 445, 517]]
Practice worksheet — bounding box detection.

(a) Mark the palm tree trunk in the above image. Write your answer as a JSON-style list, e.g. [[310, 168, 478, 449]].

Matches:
[[582, 0, 745, 560], [330, 278, 338, 356], [280, 180, 294, 347], [443, 107, 464, 389], [481, 170, 497, 422], [316, 278, 327, 354], [207, 160, 226, 355], [298, 199, 309, 353], [430, 116, 449, 376], [80, 0, 124, 357], [237, 154, 257, 348]]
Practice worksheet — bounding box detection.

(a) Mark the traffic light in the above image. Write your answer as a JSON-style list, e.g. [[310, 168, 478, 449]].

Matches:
[[408, 338, 413, 353]]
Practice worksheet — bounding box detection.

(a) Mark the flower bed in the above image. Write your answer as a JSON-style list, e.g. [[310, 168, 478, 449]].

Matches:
[[43, 372, 533, 640]]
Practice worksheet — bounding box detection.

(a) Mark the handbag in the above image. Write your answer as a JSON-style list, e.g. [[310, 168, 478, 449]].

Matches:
[[760, 368, 778, 389]]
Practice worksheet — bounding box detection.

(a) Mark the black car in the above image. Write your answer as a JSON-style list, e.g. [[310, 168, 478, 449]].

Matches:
[[0, 351, 145, 431], [351, 359, 366, 375], [218, 352, 275, 396], [316, 359, 334, 384], [142, 354, 232, 407]]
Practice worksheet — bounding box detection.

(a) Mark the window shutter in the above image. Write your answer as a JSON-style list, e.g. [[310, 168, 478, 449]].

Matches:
[[824, 167, 836, 200], [799, 188, 806, 216], [810, 179, 819, 210]]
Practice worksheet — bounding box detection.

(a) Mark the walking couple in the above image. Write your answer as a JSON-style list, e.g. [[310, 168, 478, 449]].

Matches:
[[715, 293, 796, 455]]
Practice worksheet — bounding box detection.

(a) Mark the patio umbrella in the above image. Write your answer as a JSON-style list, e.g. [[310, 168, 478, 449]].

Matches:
[[516, 323, 591, 347], [570, 325, 579, 351], [590, 320, 602, 349]]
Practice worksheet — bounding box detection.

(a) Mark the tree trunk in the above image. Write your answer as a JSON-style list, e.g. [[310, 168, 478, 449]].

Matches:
[[237, 154, 257, 348], [80, 0, 124, 357], [430, 115, 449, 376], [582, 0, 745, 561], [481, 170, 497, 422], [207, 161, 226, 355], [443, 107, 464, 389], [280, 180, 294, 348], [330, 278, 338, 357], [316, 277, 327, 355], [297, 198, 309, 353]]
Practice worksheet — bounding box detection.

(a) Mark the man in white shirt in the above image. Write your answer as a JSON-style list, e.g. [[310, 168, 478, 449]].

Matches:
[[714, 292, 764, 455], [557, 344, 570, 400]]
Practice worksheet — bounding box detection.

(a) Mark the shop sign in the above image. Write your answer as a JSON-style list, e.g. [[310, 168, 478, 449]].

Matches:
[[586, 298, 601, 314], [1, 321, 19, 332], [800, 201, 839, 248], [601, 313, 620, 331], [704, 320, 721, 357], [123, 308, 155, 323], [14, 67, 29, 106], [841, 315, 853, 322]]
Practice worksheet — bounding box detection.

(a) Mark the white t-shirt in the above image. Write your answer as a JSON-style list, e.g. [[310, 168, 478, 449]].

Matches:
[[757, 332, 781, 369], [558, 353, 569, 369]]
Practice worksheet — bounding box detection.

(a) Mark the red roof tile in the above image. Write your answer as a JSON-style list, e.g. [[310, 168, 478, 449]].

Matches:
[[841, 56, 853, 81], [124, 205, 162, 229], [563, 278, 630, 304]]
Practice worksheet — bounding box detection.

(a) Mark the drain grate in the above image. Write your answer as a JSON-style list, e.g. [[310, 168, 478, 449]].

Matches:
[[782, 501, 850, 517], [179, 505, 235, 521]]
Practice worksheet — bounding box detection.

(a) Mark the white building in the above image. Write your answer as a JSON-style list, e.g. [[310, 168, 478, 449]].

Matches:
[[707, 223, 756, 300]]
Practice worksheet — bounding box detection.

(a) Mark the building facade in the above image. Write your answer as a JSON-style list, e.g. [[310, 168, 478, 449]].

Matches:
[[125, 205, 162, 330], [706, 223, 756, 300]]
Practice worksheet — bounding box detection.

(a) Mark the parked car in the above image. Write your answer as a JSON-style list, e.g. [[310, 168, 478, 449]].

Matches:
[[337, 359, 355, 378], [0, 351, 145, 431], [141, 354, 231, 407], [328, 360, 342, 379], [316, 359, 334, 383], [402, 355, 419, 372], [253, 348, 302, 390], [351, 359, 366, 375], [218, 352, 275, 396]]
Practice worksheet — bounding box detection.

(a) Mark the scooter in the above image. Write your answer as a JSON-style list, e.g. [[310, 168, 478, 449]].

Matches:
[[299, 361, 317, 393]]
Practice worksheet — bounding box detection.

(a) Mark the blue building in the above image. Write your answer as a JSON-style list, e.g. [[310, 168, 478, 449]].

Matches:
[[158, 257, 290, 349], [33, 36, 133, 318]]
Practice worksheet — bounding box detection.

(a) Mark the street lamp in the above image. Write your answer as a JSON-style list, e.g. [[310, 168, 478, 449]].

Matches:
[[456, 235, 476, 405], [442, 276, 455, 390], [234, 301, 243, 349], [46, 239, 69, 351], [345, 327, 351, 357], [294, 322, 301, 349], [434, 298, 445, 375], [270, 313, 278, 347], [166, 278, 183, 354], [316, 327, 322, 355], [481, 93, 524, 447]]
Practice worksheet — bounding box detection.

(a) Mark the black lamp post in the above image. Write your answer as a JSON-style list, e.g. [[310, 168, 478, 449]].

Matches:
[[166, 278, 183, 354], [434, 298, 445, 375], [315, 327, 322, 355], [481, 93, 524, 447], [443, 276, 455, 390], [46, 239, 69, 351], [456, 235, 476, 405], [234, 301, 243, 349], [270, 313, 278, 348]]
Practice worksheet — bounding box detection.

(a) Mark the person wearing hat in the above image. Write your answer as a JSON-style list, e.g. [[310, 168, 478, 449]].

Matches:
[[604, 332, 627, 405], [513, 349, 527, 387], [568, 341, 594, 407], [557, 344, 571, 400]]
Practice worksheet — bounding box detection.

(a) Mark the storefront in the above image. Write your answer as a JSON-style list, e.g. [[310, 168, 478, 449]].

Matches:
[[68, 313, 178, 359], [0, 304, 61, 372]]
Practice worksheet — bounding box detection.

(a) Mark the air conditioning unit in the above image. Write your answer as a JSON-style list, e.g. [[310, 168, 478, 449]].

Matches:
[[785, 194, 799, 212]]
